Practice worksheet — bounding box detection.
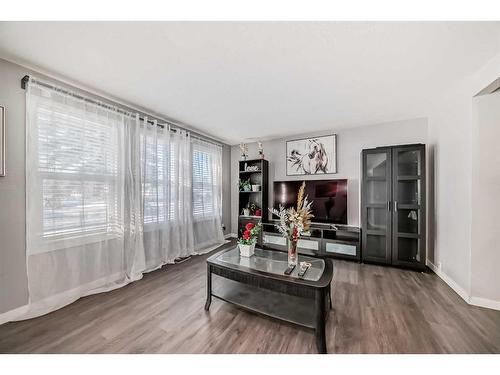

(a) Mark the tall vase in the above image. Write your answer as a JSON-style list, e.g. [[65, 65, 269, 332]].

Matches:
[[287, 238, 298, 267]]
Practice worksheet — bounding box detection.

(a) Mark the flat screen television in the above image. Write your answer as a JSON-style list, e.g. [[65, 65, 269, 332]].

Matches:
[[273, 179, 348, 224]]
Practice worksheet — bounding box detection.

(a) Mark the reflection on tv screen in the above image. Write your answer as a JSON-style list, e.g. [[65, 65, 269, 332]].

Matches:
[[273, 180, 347, 225]]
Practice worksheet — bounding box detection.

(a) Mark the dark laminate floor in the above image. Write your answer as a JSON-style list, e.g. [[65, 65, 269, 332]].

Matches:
[[1, 240, 499, 354]]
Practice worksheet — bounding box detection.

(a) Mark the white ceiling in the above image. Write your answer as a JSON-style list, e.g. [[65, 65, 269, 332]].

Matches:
[[1, 22, 499, 145]]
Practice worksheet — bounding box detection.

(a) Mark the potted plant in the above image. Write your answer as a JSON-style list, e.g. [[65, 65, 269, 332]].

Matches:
[[238, 222, 262, 257], [269, 181, 313, 266], [239, 178, 251, 192]]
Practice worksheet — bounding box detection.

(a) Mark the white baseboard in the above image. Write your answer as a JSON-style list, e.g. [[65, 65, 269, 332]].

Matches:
[[426, 260, 470, 302], [0, 304, 28, 326], [224, 233, 237, 239], [470, 296, 500, 311], [427, 260, 500, 311]]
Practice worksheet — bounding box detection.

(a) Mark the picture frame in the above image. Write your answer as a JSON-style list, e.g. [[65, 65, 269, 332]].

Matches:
[[286, 134, 337, 176], [0, 105, 5, 177]]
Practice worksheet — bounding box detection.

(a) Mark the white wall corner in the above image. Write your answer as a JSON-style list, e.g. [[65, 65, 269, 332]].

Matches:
[[427, 260, 500, 311], [426, 260, 471, 303]]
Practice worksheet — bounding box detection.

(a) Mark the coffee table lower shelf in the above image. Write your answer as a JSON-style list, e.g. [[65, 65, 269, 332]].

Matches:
[[212, 277, 316, 329]]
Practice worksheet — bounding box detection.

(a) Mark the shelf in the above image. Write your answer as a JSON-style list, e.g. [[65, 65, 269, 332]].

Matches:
[[239, 190, 262, 193], [397, 175, 421, 180], [239, 170, 262, 174], [212, 277, 315, 329], [238, 158, 266, 163], [396, 232, 420, 239], [239, 215, 262, 219]]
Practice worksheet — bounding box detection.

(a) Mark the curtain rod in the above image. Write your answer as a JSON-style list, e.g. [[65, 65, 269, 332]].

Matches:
[[21, 75, 223, 148]]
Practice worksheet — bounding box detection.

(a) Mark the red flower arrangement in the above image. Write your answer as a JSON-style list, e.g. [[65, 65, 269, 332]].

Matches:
[[238, 222, 262, 245]]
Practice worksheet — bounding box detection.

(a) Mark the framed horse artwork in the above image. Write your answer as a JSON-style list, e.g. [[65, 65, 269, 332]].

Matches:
[[286, 134, 337, 175]]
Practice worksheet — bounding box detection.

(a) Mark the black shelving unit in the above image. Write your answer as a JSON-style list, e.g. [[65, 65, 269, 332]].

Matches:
[[261, 222, 361, 262], [238, 159, 269, 245]]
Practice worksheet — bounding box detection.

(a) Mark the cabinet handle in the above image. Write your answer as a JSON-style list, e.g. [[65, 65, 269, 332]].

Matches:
[[394, 201, 398, 212], [387, 201, 391, 211]]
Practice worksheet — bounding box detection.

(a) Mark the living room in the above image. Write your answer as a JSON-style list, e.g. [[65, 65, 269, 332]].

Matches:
[[1, 2, 500, 373]]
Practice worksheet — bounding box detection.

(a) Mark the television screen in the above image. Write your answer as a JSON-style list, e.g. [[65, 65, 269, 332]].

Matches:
[[273, 179, 348, 224]]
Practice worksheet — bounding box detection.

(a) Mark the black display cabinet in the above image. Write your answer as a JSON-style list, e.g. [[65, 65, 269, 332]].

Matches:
[[361, 144, 426, 270]]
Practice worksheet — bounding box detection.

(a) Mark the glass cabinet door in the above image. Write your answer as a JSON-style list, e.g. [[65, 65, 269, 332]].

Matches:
[[362, 149, 392, 263], [391, 146, 425, 266]]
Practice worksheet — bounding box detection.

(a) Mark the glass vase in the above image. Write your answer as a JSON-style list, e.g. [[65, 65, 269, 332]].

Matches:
[[287, 238, 298, 267]]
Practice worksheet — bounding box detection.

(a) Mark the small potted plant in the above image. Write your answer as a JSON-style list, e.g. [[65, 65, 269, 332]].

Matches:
[[238, 222, 261, 257], [239, 178, 251, 192]]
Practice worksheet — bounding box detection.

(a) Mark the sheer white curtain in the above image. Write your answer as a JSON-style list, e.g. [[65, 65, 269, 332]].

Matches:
[[140, 119, 224, 269], [191, 137, 224, 253], [21, 78, 224, 320]]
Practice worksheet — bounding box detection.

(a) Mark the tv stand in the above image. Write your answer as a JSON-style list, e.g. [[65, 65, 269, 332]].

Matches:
[[261, 221, 361, 262]]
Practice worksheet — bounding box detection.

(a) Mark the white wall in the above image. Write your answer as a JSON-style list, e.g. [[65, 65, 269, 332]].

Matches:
[[470, 90, 500, 308], [427, 49, 500, 309], [0, 59, 29, 315], [230, 118, 428, 234], [426, 78, 475, 296]]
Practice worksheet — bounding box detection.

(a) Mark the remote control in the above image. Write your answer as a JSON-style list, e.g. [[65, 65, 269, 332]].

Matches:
[[284, 265, 295, 275], [298, 265, 310, 277]]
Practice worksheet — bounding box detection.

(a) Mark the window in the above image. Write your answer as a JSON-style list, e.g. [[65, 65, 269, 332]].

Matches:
[[35, 101, 122, 242], [142, 135, 167, 225], [192, 148, 217, 220]]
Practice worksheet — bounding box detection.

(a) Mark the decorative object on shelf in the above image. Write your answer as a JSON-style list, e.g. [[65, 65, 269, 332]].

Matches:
[[239, 178, 251, 192], [258, 141, 264, 159], [251, 184, 261, 192], [248, 202, 257, 215], [244, 202, 262, 217], [286, 134, 337, 175], [238, 222, 262, 257], [0, 105, 5, 177], [239, 143, 248, 160], [269, 181, 313, 266], [245, 165, 259, 172]]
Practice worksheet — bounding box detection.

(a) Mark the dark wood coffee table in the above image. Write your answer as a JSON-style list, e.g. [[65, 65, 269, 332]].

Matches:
[[205, 246, 333, 353]]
